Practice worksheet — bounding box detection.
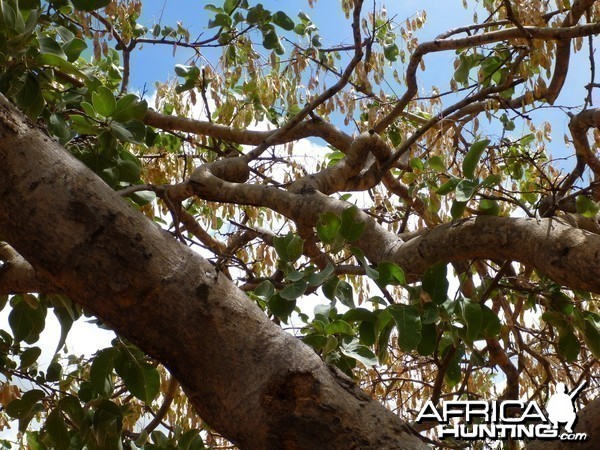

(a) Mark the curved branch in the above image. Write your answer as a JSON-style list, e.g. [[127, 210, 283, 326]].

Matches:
[[374, 0, 598, 132], [143, 109, 353, 151], [0, 242, 57, 295]]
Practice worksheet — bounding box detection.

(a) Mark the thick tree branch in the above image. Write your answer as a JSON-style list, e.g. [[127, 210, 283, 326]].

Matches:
[[0, 242, 57, 295]]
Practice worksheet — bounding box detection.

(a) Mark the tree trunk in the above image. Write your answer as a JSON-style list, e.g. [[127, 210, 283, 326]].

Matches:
[[0, 96, 429, 448]]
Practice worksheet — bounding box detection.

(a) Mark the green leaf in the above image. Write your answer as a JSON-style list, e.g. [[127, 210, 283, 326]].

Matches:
[[436, 177, 459, 195], [307, 263, 334, 286], [376, 262, 405, 286], [268, 294, 296, 319], [481, 304, 501, 339], [351, 247, 380, 280], [427, 155, 445, 172], [253, 280, 275, 300], [451, 200, 467, 219], [576, 196, 600, 219], [273, 232, 304, 262], [279, 280, 308, 300], [302, 334, 328, 351], [117, 158, 141, 183], [38, 36, 66, 58], [46, 361, 63, 382], [335, 280, 355, 308], [583, 319, 600, 358], [90, 348, 116, 397], [463, 139, 490, 179], [46, 409, 70, 450], [422, 263, 448, 305], [388, 305, 422, 351], [9, 298, 35, 342], [272, 11, 294, 30], [324, 320, 355, 336], [62, 37, 87, 61], [340, 338, 377, 367], [558, 330, 580, 362], [113, 94, 148, 122], [92, 86, 116, 118], [5, 389, 45, 420], [317, 211, 341, 244], [340, 206, 365, 242], [71, 0, 111, 11], [461, 299, 483, 343], [58, 396, 85, 428], [342, 308, 377, 323], [417, 323, 437, 356], [19, 346, 41, 369], [455, 179, 479, 201], [118, 360, 160, 404], [477, 198, 500, 215], [36, 53, 88, 80], [383, 43, 399, 62], [208, 13, 232, 29]]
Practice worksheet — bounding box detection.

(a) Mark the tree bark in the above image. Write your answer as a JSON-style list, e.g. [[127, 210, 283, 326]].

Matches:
[[0, 97, 428, 448]]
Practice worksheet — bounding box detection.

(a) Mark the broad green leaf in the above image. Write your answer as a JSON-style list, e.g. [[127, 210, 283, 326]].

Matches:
[[427, 155, 445, 172], [253, 280, 275, 300], [279, 280, 308, 300], [340, 206, 365, 242], [113, 95, 148, 122], [463, 139, 490, 179], [477, 198, 500, 215], [19, 346, 41, 369], [325, 320, 355, 336], [388, 305, 422, 351], [455, 179, 478, 202], [335, 280, 355, 308], [376, 262, 405, 286], [307, 263, 334, 286], [383, 43, 399, 62], [273, 233, 304, 262], [340, 338, 377, 367], [451, 200, 467, 219], [576, 196, 600, 218], [302, 334, 328, 351], [461, 299, 483, 343], [444, 345, 464, 387], [436, 177, 459, 195], [46, 361, 63, 382], [358, 321, 376, 346], [342, 308, 377, 323], [273, 11, 294, 30], [90, 348, 116, 397], [317, 211, 341, 244], [422, 263, 448, 305], [481, 304, 502, 339], [118, 360, 160, 404], [9, 298, 35, 342], [46, 409, 70, 450], [38, 36, 66, 58], [417, 323, 437, 356], [117, 158, 141, 182], [583, 319, 600, 358], [37, 53, 88, 80], [62, 37, 87, 61], [58, 396, 85, 428], [350, 247, 379, 280], [92, 86, 116, 118], [268, 294, 296, 319], [558, 330, 580, 362], [5, 389, 45, 419], [109, 121, 133, 142]]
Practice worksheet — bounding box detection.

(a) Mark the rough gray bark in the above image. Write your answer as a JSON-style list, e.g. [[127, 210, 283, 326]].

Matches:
[[0, 96, 429, 448]]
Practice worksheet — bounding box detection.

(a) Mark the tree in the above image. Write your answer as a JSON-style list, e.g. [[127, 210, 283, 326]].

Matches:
[[0, 0, 599, 448]]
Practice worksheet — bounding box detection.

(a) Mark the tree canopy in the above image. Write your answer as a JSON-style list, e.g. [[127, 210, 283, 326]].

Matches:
[[0, 0, 600, 448]]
